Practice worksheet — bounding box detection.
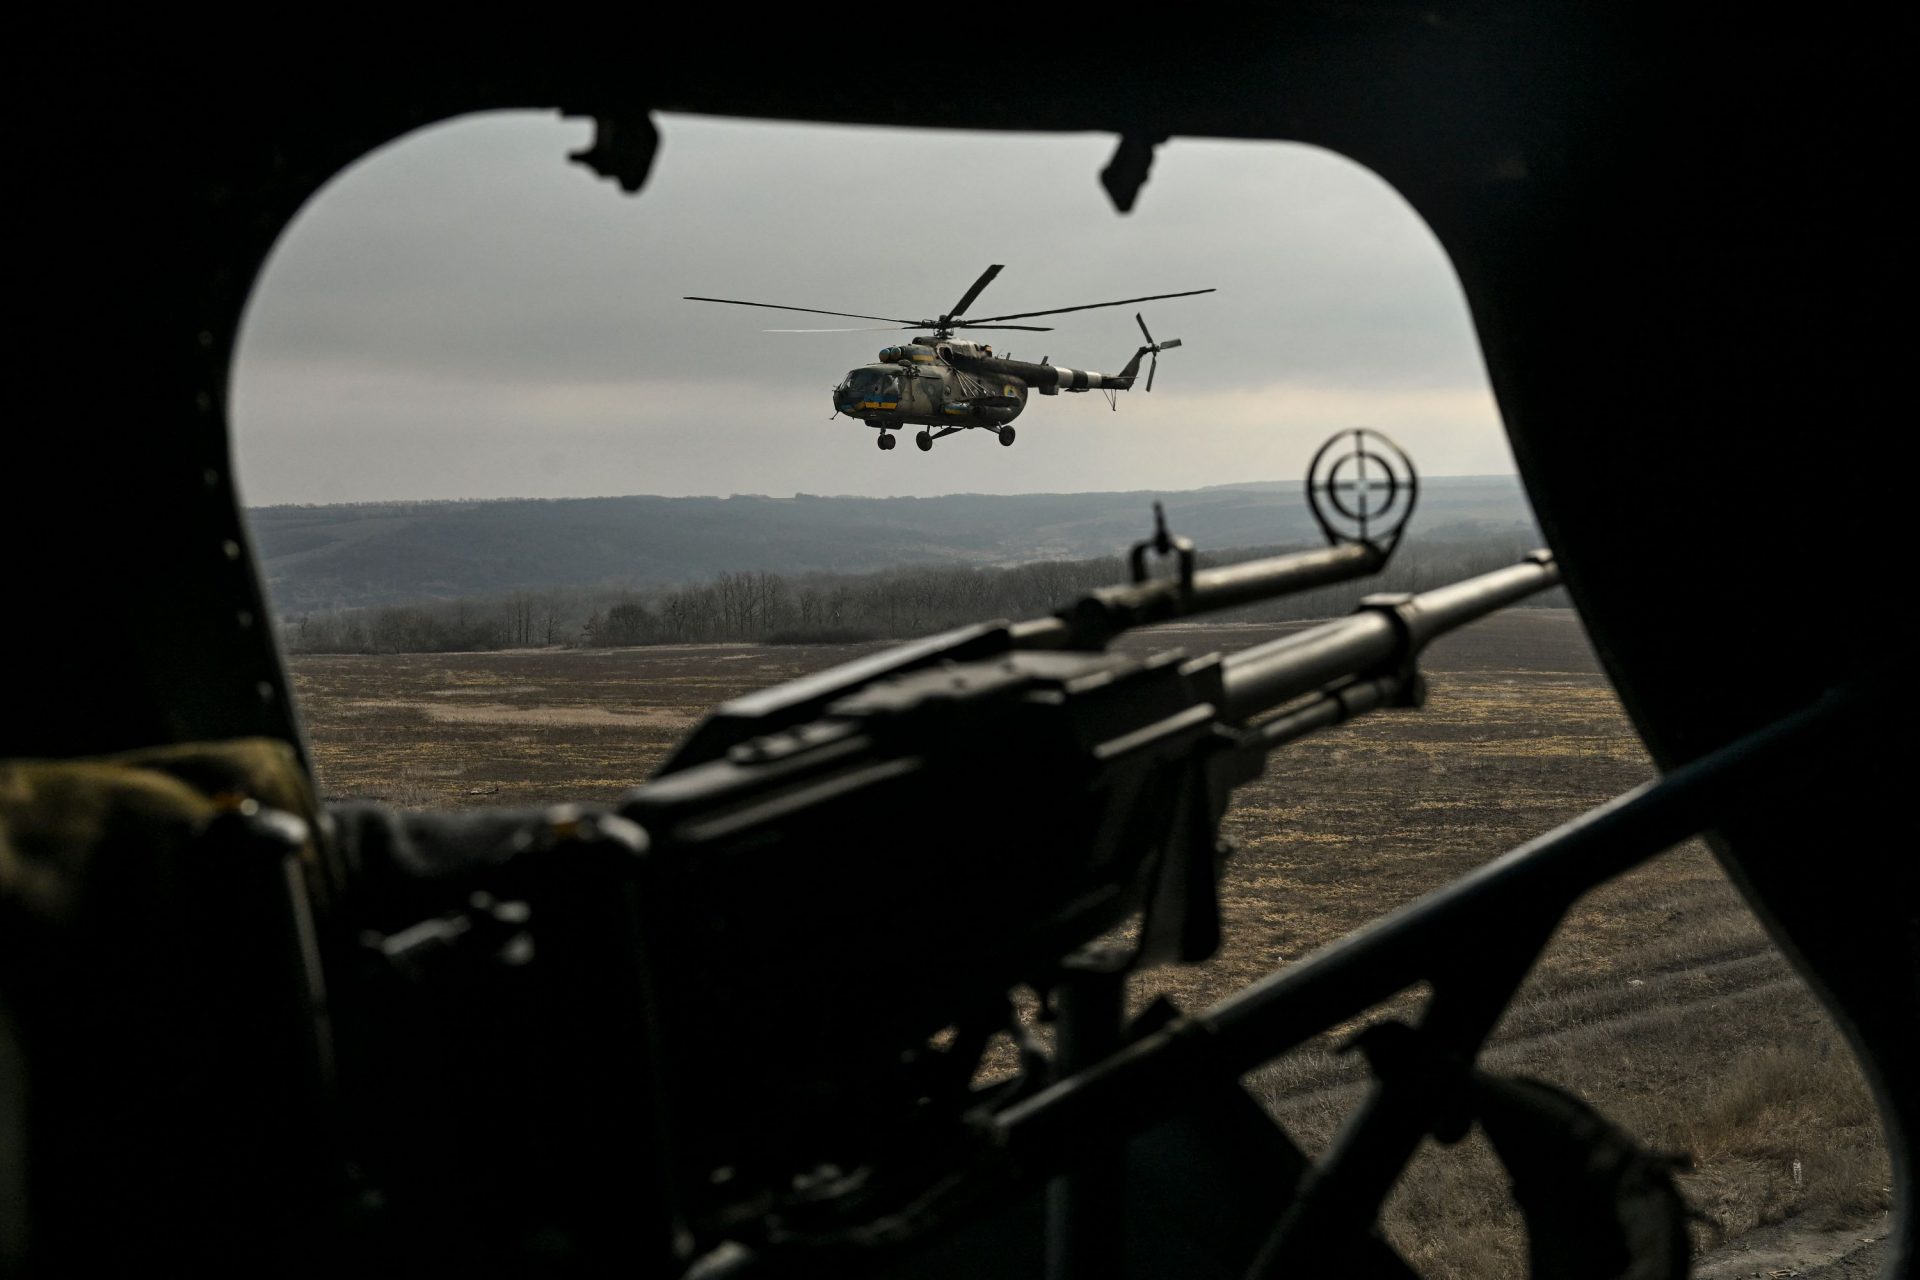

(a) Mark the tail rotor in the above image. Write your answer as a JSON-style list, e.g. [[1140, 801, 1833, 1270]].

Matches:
[[1135, 312, 1183, 392]]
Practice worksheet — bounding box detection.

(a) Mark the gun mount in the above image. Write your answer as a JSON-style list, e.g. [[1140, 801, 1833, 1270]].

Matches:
[[264, 432, 1631, 1275]]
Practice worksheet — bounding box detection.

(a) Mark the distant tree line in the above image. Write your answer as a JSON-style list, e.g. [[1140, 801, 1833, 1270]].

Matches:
[[277, 530, 1566, 655]]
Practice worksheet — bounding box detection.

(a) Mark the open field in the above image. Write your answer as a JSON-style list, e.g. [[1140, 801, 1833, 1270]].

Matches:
[[289, 610, 1892, 1276]]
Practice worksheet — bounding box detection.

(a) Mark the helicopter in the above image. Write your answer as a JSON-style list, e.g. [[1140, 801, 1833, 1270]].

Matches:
[[686, 264, 1213, 451]]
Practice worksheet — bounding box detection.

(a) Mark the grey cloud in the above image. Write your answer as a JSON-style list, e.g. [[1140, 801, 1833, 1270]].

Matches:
[[234, 112, 1509, 504]]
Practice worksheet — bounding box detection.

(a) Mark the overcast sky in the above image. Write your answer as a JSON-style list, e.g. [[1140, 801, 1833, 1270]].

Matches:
[[231, 112, 1514, 506]]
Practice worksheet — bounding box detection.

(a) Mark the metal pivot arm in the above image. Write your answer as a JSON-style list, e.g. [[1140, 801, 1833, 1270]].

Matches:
[[1045, 949, 1131, 1280]]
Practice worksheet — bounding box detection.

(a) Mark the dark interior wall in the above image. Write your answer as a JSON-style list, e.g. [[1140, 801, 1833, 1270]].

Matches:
[[8, 14, 1909, 1268]]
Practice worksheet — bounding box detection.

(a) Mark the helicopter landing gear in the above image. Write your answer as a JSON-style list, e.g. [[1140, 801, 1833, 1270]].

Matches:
[[997, 426, 1017, 447], [876, 431, 896, 451], [916, 430, 932, 452]]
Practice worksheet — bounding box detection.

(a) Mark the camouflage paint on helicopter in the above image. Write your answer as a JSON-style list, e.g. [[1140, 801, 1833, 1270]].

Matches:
[[689, 265, 1212, 452], [831, 337, 1169, 451]]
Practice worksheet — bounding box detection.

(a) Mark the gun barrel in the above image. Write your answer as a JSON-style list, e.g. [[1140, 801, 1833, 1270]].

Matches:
[[1018, 540, 1388, 650], [1221, 552, 1560, 720], [1184, 542, 1390, 615]]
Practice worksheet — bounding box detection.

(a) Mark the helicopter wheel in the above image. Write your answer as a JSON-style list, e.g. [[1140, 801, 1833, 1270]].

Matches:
[[916, 430, 932, 452], [876, 432, 896, 451], [998, 426, 1016, 447]]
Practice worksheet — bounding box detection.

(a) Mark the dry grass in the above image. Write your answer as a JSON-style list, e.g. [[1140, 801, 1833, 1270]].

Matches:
[[288, 612, 1892, 1275], [1669, 1040, 1893, 1237]]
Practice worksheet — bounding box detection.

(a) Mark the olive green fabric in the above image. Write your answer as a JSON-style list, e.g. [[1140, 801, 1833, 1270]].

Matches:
[[0, 738, 317, 1268], [0, 738, 316, 924]]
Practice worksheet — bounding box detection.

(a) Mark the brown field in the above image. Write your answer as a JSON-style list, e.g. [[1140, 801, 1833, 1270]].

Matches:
[[290, 611, 1893, 1276]]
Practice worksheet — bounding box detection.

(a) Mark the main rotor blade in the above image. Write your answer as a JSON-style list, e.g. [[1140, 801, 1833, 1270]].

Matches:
[[764, 323, 1053, 333], [685, 296, 917, 325], [959, 287, 1216, 325], [763, 323, 1051, 333], [946, 264, 1004, 320]]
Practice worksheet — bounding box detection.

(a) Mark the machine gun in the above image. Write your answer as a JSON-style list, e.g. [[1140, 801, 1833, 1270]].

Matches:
[[300, 428, 1692, 1278], [4, 428, 1866, 1277]]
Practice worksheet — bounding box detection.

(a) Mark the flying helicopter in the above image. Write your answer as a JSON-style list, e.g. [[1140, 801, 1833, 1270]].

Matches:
[[686, 265, 1213, 451]]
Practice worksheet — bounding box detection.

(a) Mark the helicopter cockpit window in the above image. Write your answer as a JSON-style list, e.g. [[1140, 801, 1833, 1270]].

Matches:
[[846, 369, 900, 398]]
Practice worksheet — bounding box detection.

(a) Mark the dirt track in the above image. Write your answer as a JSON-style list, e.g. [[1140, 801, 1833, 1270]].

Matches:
[[1695, 1217, 1894, 1277]]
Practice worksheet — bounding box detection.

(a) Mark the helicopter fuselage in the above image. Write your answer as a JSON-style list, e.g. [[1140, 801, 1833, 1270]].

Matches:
[[833, 337, 1141, 446], [692, 264, 1203, 451]]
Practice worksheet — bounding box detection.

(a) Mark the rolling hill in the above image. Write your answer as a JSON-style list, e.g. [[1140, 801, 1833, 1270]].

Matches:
[[249, 476, 1537, 612]]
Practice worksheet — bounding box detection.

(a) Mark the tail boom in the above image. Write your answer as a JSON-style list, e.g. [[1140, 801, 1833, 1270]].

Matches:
[[961, 355, 1137, 394]]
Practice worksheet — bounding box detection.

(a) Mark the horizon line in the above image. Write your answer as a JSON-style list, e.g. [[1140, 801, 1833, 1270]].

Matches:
[[245, 471, 1524, 512]]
